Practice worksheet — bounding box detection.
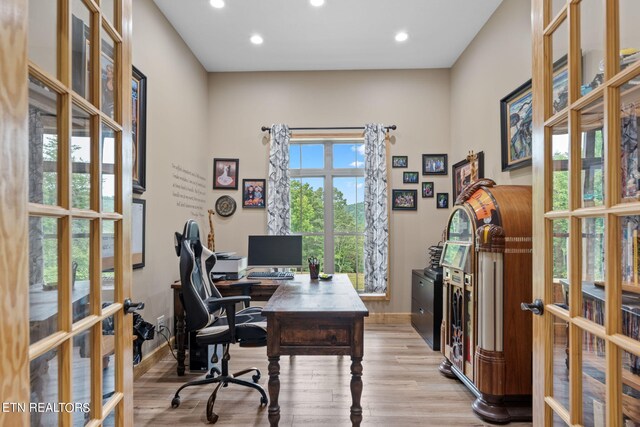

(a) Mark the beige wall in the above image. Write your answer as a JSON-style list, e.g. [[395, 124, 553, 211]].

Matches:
[[450, 0, 533, 186], [207, 70, 451, 314], [132, 0, 210, 353]]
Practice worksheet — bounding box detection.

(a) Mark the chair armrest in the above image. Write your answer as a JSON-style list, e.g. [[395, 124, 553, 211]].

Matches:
[[205, 296, 251, 342], [205, 296, 250, 313]]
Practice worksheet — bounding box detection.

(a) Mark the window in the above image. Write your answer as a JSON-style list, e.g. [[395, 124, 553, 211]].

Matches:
[[289, 139, 368, 293]]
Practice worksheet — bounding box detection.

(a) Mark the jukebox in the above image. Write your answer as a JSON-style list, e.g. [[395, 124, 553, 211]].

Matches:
[[439, 179, 532, 423]]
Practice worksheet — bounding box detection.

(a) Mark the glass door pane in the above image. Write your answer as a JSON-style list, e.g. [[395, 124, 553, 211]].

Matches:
[[581, 330, 607, 427], [71, 105, 92, 210], [620, 78, 640, 202], [72, 0, 92, 101], [101, 27, 116, 120], [580, 99, 605, 207], [29, 0, 58, 77], [579, 0, 605, 97], [551, 121, 570, 211], [581, 217, 605, 326]]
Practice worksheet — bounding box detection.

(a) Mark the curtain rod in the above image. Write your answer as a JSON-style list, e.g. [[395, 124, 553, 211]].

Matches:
[[261, 125, 397, 133]]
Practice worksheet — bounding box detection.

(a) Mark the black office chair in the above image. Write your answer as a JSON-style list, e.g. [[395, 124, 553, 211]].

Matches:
[[171, 220, 268, 423]]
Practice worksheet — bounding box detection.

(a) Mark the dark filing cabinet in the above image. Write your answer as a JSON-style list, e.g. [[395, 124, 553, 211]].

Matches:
[[411, 268, 443, 350]]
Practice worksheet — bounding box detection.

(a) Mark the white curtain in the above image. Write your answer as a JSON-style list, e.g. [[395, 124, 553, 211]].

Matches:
[[267, 124, 291, 235], [363, 124, 389, 294]]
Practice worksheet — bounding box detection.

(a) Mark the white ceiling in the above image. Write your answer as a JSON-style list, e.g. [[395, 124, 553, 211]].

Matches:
[[153, 0, 503, 72]]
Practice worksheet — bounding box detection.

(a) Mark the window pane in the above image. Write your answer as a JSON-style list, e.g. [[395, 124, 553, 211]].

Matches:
[[581, 330, 606, 427], [301, 144, 323, 169], [29, 0, 57, 78], [620, 216, 640, 347], [101, 26, 116, 120], [72, 105, 92, 210], [621, 349, 640, 426], [551, 0, 565, 19], [551, 121, 569, 211], [551, 316, 569, 410], [333, 143, 364, 169], [552, 17, 568, 76], [619, 1, 640, 74], [290, 178, 324, 233], [333, 177, 360, 233], [301, 235, 323, 273], [579, 0, 604, 96], [30, 346, 60, 427], [335, 235, 364, 292], [30, 216, 59, 344], [289, 144, 300, 169], [620, 79, 640, 202], [73, 219, 92, 324], [102, 0, 115, 28], [552, 219, 569, 306], [73, 328, 92, 426], [29, 76, 59, 206], [580, 98, 605, 207], [72, 0, 92, 101], [102, 314, 116, 404], [102, 220, 116, 309], [102, 124, 116, 212], [581, 217, 605, 326]]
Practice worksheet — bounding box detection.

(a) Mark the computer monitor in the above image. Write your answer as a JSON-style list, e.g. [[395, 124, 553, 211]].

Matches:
[[247, 235, 303, 268]]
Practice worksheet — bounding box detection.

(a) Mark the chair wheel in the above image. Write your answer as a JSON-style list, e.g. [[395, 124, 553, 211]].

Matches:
[[171, 396, 180, 408], [260, 396, 268, 406], [252, 374, 260, 383]]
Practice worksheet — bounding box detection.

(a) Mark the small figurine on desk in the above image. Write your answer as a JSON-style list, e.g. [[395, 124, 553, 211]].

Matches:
[[467, 150, 479, 182]]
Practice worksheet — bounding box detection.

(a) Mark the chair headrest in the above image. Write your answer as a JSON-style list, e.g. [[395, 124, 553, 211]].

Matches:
[[175, 219, 201, 257]]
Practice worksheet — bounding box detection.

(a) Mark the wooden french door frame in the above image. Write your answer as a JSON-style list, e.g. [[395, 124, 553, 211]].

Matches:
[[532, 0, 640, 426], [0, 0, 134, 425]]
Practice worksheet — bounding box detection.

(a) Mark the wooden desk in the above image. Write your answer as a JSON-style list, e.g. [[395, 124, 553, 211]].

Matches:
[[171, 278, 280, 375], [261, 274, 369, 427]]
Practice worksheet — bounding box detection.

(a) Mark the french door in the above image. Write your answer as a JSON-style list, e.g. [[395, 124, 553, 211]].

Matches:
[[0, 0, 134, 425], [532, 0, 640, 425]]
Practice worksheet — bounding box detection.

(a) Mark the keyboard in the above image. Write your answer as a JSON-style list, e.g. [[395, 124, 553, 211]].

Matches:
[[247, 271, 295, 280]]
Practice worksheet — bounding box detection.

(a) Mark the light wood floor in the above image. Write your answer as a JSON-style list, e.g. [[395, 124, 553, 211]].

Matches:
[[134, 323, 533, 426]]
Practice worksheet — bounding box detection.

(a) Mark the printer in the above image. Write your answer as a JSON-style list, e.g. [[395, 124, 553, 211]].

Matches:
[[211, 254, 247, 280]]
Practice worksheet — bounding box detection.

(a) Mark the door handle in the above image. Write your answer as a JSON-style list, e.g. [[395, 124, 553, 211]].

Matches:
[[521, 299, 544, 316], [123, 298, 145, 314]]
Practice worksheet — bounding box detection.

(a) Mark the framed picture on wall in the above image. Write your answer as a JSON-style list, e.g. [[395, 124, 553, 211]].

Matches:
[[422, 154, 448, 175], [452, 151, 484, 201], [403, 171, 419, 184], [501, 55, 567, 171], [132, 199, 145, 269], [392, 156, 408, 168], [436, 193, 449, 209], [242, 179, 266, 208], [392, 189, 417, 211], [422, 182, 434, 198], [132, 66, 147, 194], [213, 158, 239, 190]]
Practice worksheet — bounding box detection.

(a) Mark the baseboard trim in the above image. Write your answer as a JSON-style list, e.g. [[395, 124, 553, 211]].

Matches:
[[365, 313, 411, 324], [133, 337, 174, 381]]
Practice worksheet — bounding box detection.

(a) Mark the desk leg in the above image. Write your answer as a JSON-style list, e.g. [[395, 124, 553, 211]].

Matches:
[[174, 290, 186, 376], [268, 356, 280, 427], [350, 356, 363, 427]]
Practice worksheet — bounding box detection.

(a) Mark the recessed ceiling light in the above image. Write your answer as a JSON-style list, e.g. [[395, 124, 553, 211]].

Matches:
[[250, 34, 264, 45], [310, 0, 325, 6], [209, 0, 225, 9], [395, 31, 409, 42]]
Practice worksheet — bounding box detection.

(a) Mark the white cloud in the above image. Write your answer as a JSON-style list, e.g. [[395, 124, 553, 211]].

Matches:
[[350, 161, 364, 167], [352, 144, 365, 156]]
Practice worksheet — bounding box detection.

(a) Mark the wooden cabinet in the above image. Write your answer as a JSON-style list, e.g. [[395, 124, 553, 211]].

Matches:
[[411, 269, 442, 350]]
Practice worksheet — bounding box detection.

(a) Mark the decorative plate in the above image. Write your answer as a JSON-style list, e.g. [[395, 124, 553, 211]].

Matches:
[[215, 195, 236, 217]]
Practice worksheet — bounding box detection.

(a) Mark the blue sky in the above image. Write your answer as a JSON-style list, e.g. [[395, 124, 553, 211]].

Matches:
[[290, 143, 364, 205]]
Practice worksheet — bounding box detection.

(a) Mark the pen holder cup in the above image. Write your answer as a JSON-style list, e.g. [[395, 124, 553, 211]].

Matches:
[[309, 263, 320, 280]]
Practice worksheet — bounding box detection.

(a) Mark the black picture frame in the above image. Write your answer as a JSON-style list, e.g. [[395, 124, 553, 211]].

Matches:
[[392, 189, 418, 211], [392, 156, 408, 168], [501, 55, 568, 171], [422, 154, 448, 175], [403, 171, 419, 184], [436, 193, 449, 209], [132, 199, 146, 269], [422, 182, 434, 198], [213, 158, 239, 190], [451, 151, 485, 201], [132, 66, 147, 194], [242, 179, 266, 208]]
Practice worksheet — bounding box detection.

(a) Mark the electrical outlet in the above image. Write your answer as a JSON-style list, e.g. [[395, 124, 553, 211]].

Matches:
[[157, 315, 165, 333]]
